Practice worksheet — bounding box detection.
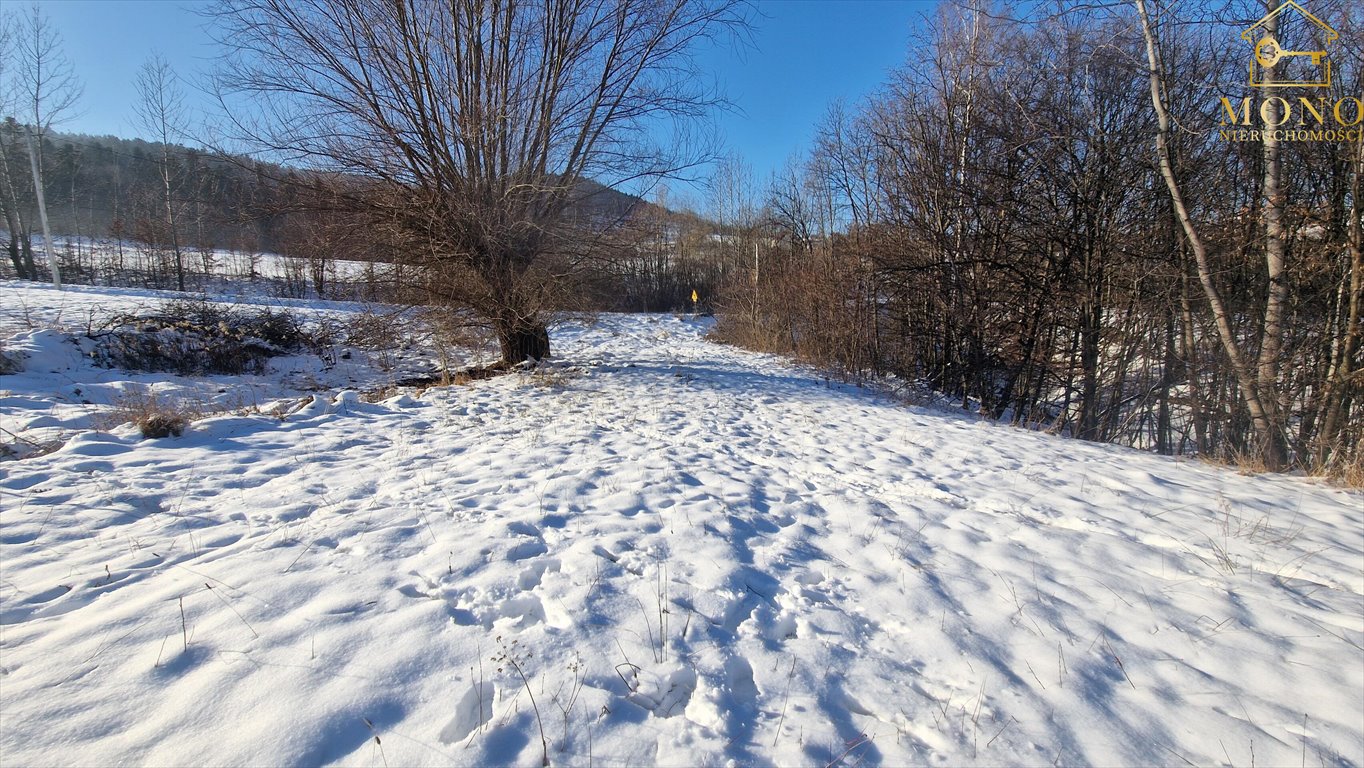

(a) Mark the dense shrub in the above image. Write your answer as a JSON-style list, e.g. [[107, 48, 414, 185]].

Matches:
[[89, 300, 314, 375], [0, 343, 21, 375]]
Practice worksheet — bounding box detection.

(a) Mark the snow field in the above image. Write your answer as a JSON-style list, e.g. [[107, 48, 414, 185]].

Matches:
[[1, 288, 1361, 767]]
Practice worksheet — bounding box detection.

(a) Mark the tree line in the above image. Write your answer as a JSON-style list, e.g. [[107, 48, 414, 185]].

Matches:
[[0, 120, 665, 295], [0, 123, 348, 280]]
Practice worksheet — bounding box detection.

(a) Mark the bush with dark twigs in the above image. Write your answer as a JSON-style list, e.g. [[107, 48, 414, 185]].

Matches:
[[88, 299, 316, 376], [0, 343, 21, 375]]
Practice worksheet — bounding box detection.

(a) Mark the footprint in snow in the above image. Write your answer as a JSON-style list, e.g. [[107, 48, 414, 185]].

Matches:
[[482, 594, 547, 630], [503, 521, 549, 561], [517, 559, 559, 590], [724, 656, 759, 702], [629, 666, 698, 718], [438, 682, 495, 744], [506, 521, 541, 538], [506, 539, 548, 561]]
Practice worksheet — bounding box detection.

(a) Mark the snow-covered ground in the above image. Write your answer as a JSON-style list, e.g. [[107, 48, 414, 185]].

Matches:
[[0, 281, 472, 457], [1, 283, 1361, 767]]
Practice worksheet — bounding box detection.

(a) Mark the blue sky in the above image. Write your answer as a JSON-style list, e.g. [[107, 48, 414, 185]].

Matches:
[[680, 0, 932, 202], [33, 1, 217, 136], [32, 0, 935, 201]]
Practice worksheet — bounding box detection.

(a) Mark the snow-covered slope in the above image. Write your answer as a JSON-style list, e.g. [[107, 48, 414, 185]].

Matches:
[[2, 302, 1361, 766]]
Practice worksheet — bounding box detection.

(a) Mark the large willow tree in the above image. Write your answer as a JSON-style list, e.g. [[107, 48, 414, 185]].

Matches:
[[213, 0, 744, 364]]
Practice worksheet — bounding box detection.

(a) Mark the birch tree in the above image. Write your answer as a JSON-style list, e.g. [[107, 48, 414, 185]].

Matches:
[[134, 55, 190, 291], [0, 5, 81, 280], [13, 4, 82, 279], [0, 11, 32, 278]]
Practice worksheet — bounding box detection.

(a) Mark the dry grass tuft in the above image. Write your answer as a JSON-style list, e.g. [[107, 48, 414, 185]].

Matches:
[[1322, 449, 1364, 489], [98, 390, 196, 440], [526, 365, 581, 389]]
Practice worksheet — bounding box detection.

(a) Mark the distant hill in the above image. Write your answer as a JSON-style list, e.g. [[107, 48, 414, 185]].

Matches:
[[0, 122, 733, 312], [1, 121, 313, 255], [0, 122, 653, 259]]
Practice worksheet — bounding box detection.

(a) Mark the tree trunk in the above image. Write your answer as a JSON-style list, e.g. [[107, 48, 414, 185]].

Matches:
[[1255, 3, 1290, 468], [0, 148, 32, 280], [1157, 311, 1176, 454], [1078, 294, 1104, 441], [4, 237, 24, 279], [21, 238, 37, 278], [494, 314, 550, 365], [161, 148, 185, 292], [1316, 134, 1363, 465]]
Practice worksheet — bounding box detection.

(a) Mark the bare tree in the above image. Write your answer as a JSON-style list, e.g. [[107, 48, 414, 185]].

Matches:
[[0, 11, 34, 279], [811, 100, 878, 232], [765, 155, 817, 255], [1311, 3, 1363, 470], [707, 0, 1357, 478], [1254, 1, 1290, 469], [15, 5, 81, 134], [12, 4, 82, 279], [709, 154, 760, 275], [134, 55, 191, 291], [212, 0, 746, 365]]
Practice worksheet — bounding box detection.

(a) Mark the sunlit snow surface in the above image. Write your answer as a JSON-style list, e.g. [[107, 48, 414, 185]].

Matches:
[[1, 280, 1361, 767]]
